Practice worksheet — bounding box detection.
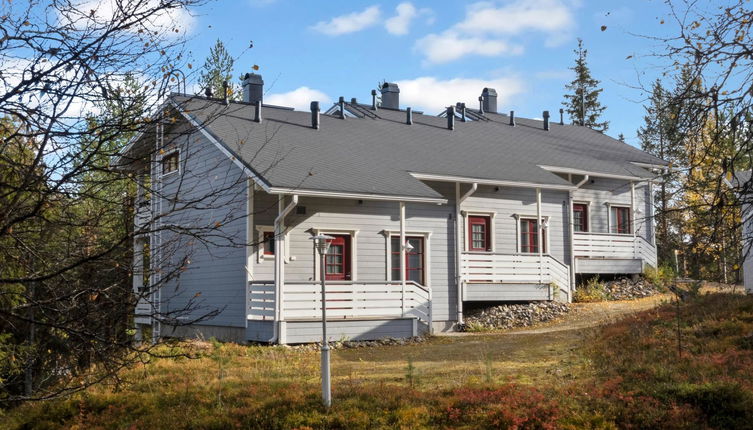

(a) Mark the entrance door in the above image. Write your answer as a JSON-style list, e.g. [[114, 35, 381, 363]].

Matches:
[[325, 235, 351, 281]]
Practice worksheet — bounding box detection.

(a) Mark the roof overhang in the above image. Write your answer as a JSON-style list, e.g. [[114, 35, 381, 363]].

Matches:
[[268, 187, 447, 204], [409, 172, 577, 191], [537, 165, 652, 181]]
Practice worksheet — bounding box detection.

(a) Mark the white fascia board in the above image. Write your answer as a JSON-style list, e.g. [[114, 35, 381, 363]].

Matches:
[[267, 187, 447, 204], [537, 165, 652, 181], [409, 172, 576, 191], [169, 99, 271, 192]]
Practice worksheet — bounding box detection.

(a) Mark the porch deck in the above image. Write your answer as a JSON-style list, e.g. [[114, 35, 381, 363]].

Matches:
[[460, 252, 571, 302], [247, 280, 432, 343], [573, 233, 657, 274]]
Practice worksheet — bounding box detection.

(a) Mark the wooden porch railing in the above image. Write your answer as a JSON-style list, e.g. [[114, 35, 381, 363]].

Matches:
[[247, 280, 432, 327], [573, 232, 657, 268], [460, 252, 571, 295]]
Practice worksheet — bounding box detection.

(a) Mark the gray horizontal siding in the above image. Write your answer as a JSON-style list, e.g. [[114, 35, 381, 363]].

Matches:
[[572, 178, 650, 241], [157, 126, 248, 328], [284, 319, 415, 343], [462, 185, 571, 264], [247, 320, 275, 342]]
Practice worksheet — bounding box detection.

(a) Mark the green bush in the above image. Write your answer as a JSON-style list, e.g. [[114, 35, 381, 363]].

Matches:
[[574, 276, 609, 302], [644, 264, 675, 291]]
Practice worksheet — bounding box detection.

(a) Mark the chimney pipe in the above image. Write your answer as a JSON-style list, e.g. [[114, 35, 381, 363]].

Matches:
[[543, 110, 550, 131], [380, 82, 400, 109], [222, 80, 229, 105], [371, 89, 378, 110], [254, 100, 262, 123], [447, 106, 455, 130], [559, 108, 564, 125], [478, 96, 484, 114], [242, 73, 264, 104], [338, 96, 346, 119], [509, 110, 515, 126], [406, 107, 413, 125], [481, 88, 497, 113], [459, 103, 467, 122], [310, 101, 320, 129], [351, 97, 357, 104]]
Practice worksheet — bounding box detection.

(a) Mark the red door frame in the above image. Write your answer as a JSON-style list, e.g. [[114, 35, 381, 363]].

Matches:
[[325, 234, 351, 281], [573, 203, 588, 232], [391, 236, 425, 285]]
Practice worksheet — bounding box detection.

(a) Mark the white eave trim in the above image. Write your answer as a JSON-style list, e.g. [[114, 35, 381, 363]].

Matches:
[[169, 98, 272, 193], [267, 187, 447, 204], [409, 172, 577, 191], [630, 161, 670, 170], [537, 165, 652, 181]]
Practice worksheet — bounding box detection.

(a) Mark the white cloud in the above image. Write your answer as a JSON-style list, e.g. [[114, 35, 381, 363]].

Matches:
[[385, 3, 418, 35], [415, 0, 576, 64], [415, 32, 523, 64], [455, 0, 574, 37], [396, 76, 525, 113], [311, 6, 381, 36], [266, 87, 331, 111]]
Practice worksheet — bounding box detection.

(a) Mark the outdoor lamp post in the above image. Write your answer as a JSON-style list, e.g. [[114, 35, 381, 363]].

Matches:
[[311, 233, 335, 408]]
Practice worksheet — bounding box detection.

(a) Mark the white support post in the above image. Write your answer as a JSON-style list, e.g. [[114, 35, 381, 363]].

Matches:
[[455, 182, 477, 324], [649, 180, 656, 246], [275, 195, 284, 325], [245, 180, 254, 324], [631, 181, 637, 259], [567, 190, 576, 296], [536, 188, 543, 286], [399, 201, 406, 317]]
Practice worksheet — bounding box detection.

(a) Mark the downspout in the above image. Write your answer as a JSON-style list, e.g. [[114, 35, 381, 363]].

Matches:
[[399, 202, 406, 317], [455, 182, 478, 324], [536, 188, 543, 287], [269, 194, 298, 344], [568, 175, 589, 298]]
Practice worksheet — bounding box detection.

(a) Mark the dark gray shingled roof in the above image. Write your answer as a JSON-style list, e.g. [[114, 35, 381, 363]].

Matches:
[[171, 95, 667, 200]]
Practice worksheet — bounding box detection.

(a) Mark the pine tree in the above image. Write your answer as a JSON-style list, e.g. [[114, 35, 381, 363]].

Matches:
[[198, 39, 237, 100], [562, 38, 609, 132]]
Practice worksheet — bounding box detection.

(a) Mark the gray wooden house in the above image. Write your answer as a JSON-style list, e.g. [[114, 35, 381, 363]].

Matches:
[[118, 74, 667, 344]]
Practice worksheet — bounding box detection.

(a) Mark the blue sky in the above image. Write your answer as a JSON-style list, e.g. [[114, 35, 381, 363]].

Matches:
[[179, 0, 678, 147]]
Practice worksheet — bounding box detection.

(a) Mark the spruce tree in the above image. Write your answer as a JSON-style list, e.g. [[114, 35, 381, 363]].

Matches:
[[562, 38, 609, 132], [198, 39, 237, 100]]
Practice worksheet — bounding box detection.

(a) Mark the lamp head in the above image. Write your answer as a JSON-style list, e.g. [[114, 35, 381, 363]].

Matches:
[[310, 234, 335, 254], [403, 240, 414, 252]]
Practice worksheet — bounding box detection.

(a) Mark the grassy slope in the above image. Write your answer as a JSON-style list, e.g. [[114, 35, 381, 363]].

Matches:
[[3, 292, 753, 429]]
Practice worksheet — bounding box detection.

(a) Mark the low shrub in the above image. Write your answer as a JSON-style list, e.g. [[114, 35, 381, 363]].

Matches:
[[574, 276, 609, 302], [644, 264, 675, 291]]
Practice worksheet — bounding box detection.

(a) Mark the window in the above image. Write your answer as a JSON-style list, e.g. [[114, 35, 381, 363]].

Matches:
[[262, 231, 275, 255], [611, 206, 631, 234], [573, 203, 588, 232], [325, 235, 351, 281], [390, 236, 425, 285], [161, 151, 179, 175], [468, 216, 491, 251], [520, 218, 546, 253]]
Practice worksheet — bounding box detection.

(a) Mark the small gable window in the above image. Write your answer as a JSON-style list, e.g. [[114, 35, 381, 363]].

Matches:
[[161, 151, 179, 175]]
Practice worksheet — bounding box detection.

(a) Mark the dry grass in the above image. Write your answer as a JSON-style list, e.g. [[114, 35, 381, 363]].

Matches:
[[3, 290, 752, 429]]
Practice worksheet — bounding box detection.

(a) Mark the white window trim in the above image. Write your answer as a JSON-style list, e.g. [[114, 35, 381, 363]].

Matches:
[[382, 230, 432, 288], [514, 214, 551, 255], [460, 210, 496, 252], [160, 148, 180, 177], [572, 201, 591, 234], [607, 203, 633, 235], [311, 228, 359, 281]]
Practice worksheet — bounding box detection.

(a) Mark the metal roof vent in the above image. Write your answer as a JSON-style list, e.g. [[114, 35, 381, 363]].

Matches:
[[406, 107, 413, 125], [446, 106, 455, 130], [543, 110, 550, 131], [509, 111, 515, 126], [371, 89, 378, 110], [380, 82, 399, 109], [310, 101, 320, 129]]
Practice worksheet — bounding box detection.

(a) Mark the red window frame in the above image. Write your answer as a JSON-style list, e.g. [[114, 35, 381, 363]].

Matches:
[[325, 235, 351, 281], [520, 218, 546, 253], [262, 231, 275, 255], [573, 203, 588, 232], [612, 206, 631, 234], [390, 236, 425, 285], [468, 216, 491, 251]]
